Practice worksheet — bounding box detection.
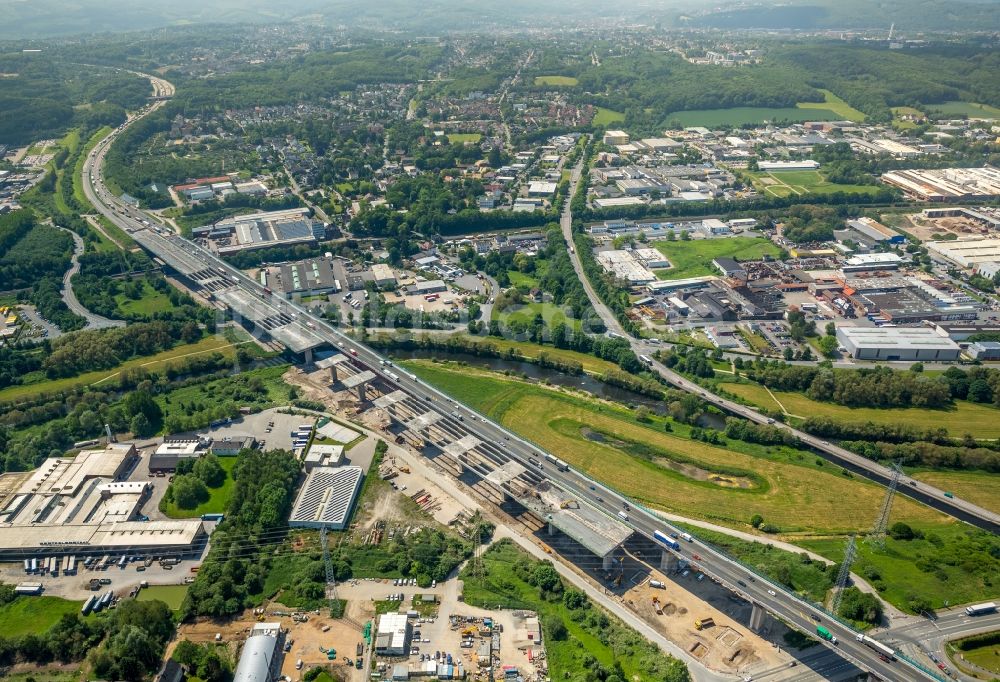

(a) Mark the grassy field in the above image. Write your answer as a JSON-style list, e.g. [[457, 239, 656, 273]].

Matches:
[[507, 270, 539, 289], [797, 89, 866, 122], [462, 540, 680, 681], [161, 456, 238, 519], [891, 106, 924, 130], [720, 381, 1000, 439], [799, 521, 1000, 611], [653, 237, 782, 280], [0, 335, 238, 405], [926, 101, 1000, 119], [492, 301, 583, 332], [949, 635, 1000, 676], [751, 170, 882, 198], [115, 280, 177, 316], [593, 107, 625, 126], [444, 132, 482, 143], [0, 596, 83, 636], [909, 470, 1000, 515], [400, 360, 945, 534], [665, 106, 839, 128], [136, 584, 188, 610], [156, 364, 292, 428], [534, 75, 579, 86]]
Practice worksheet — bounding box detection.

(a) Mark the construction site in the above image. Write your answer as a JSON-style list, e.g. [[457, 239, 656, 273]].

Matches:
[[267, 359, 798, 679]]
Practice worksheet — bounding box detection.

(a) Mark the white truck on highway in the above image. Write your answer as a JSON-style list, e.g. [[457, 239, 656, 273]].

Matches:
[[966, 602, 997, 616]]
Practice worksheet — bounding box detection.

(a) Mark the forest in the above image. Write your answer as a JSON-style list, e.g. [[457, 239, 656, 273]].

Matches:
[[0, 54, 148, 145], [770, 43, 1000, 123]]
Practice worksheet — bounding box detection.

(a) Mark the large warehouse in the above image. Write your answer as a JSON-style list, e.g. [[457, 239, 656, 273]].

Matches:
[[926, 238, 1000, 269], [836, 327, 961, 361], [233, 622, 284, 682], [0, 444, 206, 558], [288, 465, 363, 530]]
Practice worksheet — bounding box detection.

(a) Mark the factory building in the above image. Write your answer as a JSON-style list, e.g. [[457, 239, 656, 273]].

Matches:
[[881, 167, 1000, 201], [0, 444, 206, 558], [288, 466, 363, 530], [375, 613, 413, 656], [836, 327, 961, 361], [927, 238, 1000, 269], [233, 623, 284, 682], [277, 258, 341, 298], [967, 341, 1000, 361]]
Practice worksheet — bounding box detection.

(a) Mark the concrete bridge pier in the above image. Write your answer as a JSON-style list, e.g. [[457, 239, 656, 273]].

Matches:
[[602, 553, 616, 571], [750, 603, 769, 633], [660, 550, 677, 571]]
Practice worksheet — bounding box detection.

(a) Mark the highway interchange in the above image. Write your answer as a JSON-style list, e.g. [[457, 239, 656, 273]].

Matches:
[[80, 75, 1000, 682]]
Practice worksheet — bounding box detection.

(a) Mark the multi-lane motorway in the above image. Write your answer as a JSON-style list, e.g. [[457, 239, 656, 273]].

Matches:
[[82, 79, 964, 682]]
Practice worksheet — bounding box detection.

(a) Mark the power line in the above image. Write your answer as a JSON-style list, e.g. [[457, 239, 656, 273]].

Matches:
[[869, 462, 903, 549], [830, 535, 856, 615]]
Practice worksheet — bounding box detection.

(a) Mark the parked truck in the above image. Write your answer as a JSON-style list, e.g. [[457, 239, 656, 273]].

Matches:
[[694, 617, 714, 631]]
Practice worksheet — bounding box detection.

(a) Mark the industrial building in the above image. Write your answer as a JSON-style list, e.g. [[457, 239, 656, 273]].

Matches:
[[192, 208, 323, 255], [842, 253, 904, 272], [842, 217, 903, 244], [287, 465, 363, 530], [881, 167, 1000, 201], [526, 181, 558, 196], [602, 130, 630, 146], [375, 612, 412, 656], [0, 444, 205, 558], [758, 160, 820, 171], [303, 443, 345, 471], [233, 622, 284, 682], [149, 438, 210, 472], [836, 327, 961, 361], [595, 250, 657, 284], [926, 238, 1000, 269], [276, 258, 341, 298], [371, 263, 397, 289], [967, 341, 1000, 361]]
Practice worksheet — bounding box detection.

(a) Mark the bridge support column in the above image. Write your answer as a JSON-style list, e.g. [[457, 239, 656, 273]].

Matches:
[[602, 554, 615, 571], [750, 603, 767, 633], [328, 365, 339, 383], [547, 521, 555, 536], [659, 550, 676, 571], [304, 348, 314, 365], [357, 383, 367, 402]]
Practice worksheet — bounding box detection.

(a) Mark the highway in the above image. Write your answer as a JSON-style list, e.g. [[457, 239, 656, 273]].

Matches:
[[83, 79, 949, 682], [557, 159, 1000, 538]]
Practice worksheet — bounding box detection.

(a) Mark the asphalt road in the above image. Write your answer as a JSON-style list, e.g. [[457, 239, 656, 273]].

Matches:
[[85, 79, 957, 682], [58, 227, 125, 330]]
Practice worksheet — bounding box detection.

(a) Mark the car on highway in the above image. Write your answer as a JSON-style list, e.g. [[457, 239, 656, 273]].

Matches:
[[767, 589, 776, 596]]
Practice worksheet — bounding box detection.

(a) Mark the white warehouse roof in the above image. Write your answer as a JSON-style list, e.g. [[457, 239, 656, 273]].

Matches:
[[288, 466, 363, 530]]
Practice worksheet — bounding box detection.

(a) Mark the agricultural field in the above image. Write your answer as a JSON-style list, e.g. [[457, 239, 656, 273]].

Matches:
[[400, 360, 946, 534], [0, 335, 239, 405], [797, 89, 866, 122], [534, 75, 578, 86], [925, 101, 1000, 119], [653, 237, 782, 280], [720, 381, 1000, 439], [750, 169, 881, 198], [136, 584, 189, 610], [161, 456, 239, 519], [492, 301, 583, 332], [592, 107, 625, 126], [443, 132, 482, 143], [0, 595, 84, 636]]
